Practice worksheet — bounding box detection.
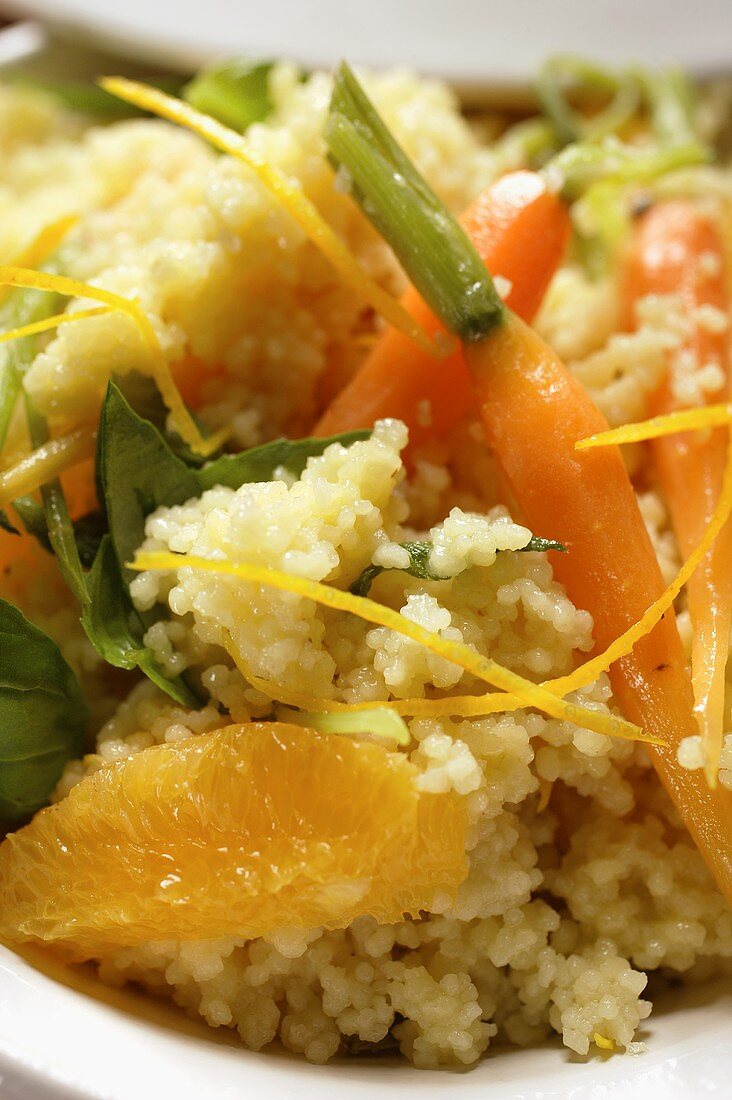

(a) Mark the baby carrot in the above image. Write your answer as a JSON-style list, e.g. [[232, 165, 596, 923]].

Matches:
[[624, 200, 732, 783], [315, 171, 571, 449], [326, 63, 732, 905]]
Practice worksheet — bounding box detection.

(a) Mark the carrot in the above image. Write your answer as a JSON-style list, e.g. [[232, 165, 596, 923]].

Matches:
[[624, 201, 731, 782], [315, 171, 571, 449], [325, 63, 732, 905]]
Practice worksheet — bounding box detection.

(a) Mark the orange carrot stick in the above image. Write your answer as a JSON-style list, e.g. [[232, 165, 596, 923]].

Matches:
[[469, 315, 732, 902], [315, 171, 571, 449], [325, 63, 732, 904], [624, 200, 732, 782]]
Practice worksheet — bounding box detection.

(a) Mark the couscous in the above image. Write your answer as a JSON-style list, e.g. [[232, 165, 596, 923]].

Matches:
[[0, 56, 730, 1069]]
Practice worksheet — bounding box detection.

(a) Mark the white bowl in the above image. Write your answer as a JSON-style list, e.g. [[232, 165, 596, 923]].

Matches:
[[5, 0, 732, 91], [1, 943, 730, 1099], [0, 4, 730, 1097]]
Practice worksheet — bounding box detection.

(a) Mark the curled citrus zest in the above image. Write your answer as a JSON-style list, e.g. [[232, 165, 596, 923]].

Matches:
[[0, 306, 111, 345], [130, 550, 651, 743], [0, 425, 97, 506], [0, 215, 78, 307], [558, 429, 732, 705], [576, 403, 732, 450], [100, 77, 444, 359], [0, 265, 216, 458], [275, 704, 411, 746], [236, 641, 661, 743], [578, 403, 732, 780]]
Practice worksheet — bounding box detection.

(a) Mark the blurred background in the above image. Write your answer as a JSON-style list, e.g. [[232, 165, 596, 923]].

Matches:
[[0, 0, 730, 104]]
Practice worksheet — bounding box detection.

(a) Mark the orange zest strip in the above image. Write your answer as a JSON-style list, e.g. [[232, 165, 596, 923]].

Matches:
[[0, 265, 216, 457], [0, 215, 78, 307], [0, 425, 97, 506], [0, 306, 111, 345], [576, 403, 732, 450], [129, 550, 656, 745], [556, 431, 732, 697], [99, 77, 443, 359]]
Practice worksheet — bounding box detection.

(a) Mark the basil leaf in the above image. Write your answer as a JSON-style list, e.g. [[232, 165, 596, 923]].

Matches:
[[114, 371, 221, 467], [350, 536, 567, 596], [93, 383, 371, 704], [0, 509, 19, 536], [7, 497, 48, 548], [0, 598, 87, 824], [98, 382, 201, 584], [197, 430, 371, 491], [25, 399, 88, 607], [183, 60, 275, 132], [7, 499, 106, 568], [15, 76, 184, 119], [82, 536, 198, 707]]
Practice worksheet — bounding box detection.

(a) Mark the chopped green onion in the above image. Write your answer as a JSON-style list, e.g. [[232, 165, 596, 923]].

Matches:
[[276, 705, 410, 746], [634, 66, 699, 147], [326, 62, 503, 343], [535, 56, 641, 146], [551, 138, 711, 203], [183, 60, 275, 132], [493, 117, 559, 171]]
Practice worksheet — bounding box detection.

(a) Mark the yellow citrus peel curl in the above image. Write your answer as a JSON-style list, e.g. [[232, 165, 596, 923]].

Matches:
[[569, 405, 732, 779], [0, 265, 216, 457], [99, 77, 445, 358], [130, 550, 658, 745]]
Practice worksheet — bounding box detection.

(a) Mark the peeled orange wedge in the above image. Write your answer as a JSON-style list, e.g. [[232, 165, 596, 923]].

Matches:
[[0, 723, 467, 959]]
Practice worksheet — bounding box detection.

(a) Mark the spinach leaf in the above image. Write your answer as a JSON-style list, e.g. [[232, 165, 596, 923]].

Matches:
[[8, 496, 105, 568], [82, 536, 198, 707], [25, 399, 88, 607], [0, 509, 19, 536], [15, 76, 184, 120], [114, 371, 221, 468], [350, 536, 567, 597], [183, 60, 276, 132], [98, 383, 201, 584], [86, 383, 371, 705], [6, 498, 45, 545], [197, 430, 371, 491], [0, 599, 87, 824]]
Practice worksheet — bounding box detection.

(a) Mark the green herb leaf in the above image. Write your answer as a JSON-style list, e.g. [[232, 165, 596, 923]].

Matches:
[[326, 62, 503, 343], [0, 509, 19, 536], [350, 536, 566, 596], [634, 65, 699, 148], [183, 60, 275, 132], [98, 382, 201, 585], [197, 429, 371, 491], [24, 399, 89, 607], [8, 498, 107, 568], [16, 76, 184, 120], [82, 536, 198, 707], [0, 598, 86, 824], [114, 371, 222, 467]]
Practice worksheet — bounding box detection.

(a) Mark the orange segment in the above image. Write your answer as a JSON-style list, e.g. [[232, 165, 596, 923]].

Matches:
[[0, 723, 467, 960]]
